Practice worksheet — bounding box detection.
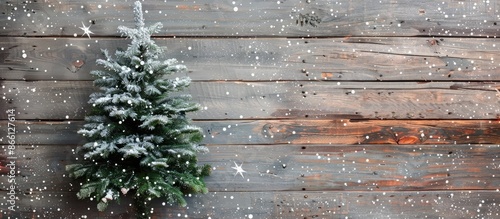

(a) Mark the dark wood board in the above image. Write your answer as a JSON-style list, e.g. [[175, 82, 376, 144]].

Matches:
[[1, 81, 500, 120], [1, 190, 498, 218], [2, 37, 500, 81], [2, 119, 500, 146], [1, 144, 499, 193], [1, 0, 500, 37]]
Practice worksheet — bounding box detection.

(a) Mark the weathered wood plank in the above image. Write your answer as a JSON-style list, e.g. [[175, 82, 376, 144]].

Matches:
[[1, 37, 500, 81], [1, 0, 500, 37], [1, 1, 498, 218], [1, 81, 499, 120], [2, 144, 499, 193], [1, 190, 499, 218], [2, 119, 500, 146]]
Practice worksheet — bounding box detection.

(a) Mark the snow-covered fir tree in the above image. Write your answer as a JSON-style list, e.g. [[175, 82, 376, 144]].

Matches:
[[66, 2, 210, 218]]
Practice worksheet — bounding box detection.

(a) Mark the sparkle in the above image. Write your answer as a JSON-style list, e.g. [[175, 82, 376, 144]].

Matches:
[[79, 22, 94, 39], [231, 161, 246, 178]]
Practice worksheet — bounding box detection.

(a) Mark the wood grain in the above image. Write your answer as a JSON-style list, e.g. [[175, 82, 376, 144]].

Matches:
[[2, 119, 500, 146], [1, 0, 499, 217], [1, 190, 499, 218], [1, 81, 499, 120], [1, 37, 500, 81], [1, 0, 499, 37], [1, 144, 499, 193]]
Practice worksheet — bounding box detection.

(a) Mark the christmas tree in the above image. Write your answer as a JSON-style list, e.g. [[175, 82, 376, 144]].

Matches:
[[66, 2, 211, 218]]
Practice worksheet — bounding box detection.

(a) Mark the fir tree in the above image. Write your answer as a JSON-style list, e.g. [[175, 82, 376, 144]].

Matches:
[[66, 2, 210, 218]]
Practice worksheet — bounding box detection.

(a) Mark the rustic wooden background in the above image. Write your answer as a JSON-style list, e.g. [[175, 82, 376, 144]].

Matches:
[[1, 0, 500, 218]]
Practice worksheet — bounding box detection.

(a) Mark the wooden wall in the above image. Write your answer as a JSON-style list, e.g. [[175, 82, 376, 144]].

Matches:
[[1, 0, 499, 218]]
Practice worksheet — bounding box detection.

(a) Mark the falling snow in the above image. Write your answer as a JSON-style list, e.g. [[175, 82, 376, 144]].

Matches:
[[1, 0, 499, 218]]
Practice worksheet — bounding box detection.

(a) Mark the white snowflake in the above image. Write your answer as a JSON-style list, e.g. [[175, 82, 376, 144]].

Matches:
[[231, 161, 246, 178], [79, 22, 94, 39]]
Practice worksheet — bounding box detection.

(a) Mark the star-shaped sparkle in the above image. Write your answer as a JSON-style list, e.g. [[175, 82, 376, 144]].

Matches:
[[79, 22, 94, 39], [231, 161, 246, 178]]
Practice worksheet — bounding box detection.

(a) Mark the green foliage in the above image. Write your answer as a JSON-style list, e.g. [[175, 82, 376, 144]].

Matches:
[[97, 202, 108, 211], [66, 1, 210, 218]]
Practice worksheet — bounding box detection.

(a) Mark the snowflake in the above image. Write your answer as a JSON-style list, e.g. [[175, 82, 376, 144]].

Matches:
[[231, 161, 246, 178], [79, 22, 94, 39]]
